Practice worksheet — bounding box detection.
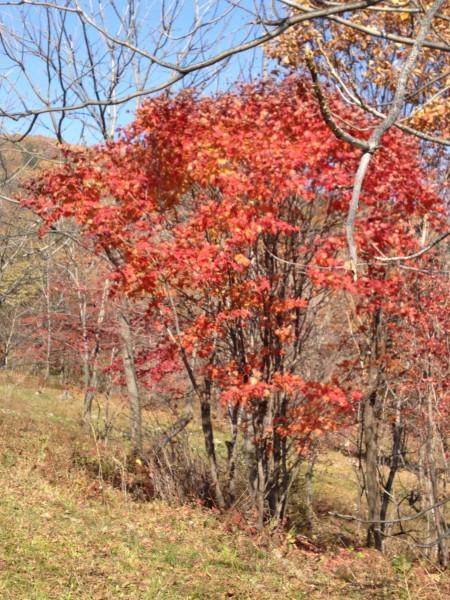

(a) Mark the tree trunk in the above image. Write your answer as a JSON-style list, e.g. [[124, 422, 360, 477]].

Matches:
[[44, 261, 52, 382], [118, 307, 142, 456], [83, 279, 110, 420], [225, 401, 240, 504], [380, 400, 403, 537], [200, 390, 225, 509], [361, 309, 384, 551], [363, 391, 382, 550], [304, 443, 318, 531], [253, 400, 270, 530], [425, 388, 448, 568]]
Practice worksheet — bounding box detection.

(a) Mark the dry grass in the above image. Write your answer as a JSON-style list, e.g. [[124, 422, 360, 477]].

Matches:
[[0, 374, 448, 599]]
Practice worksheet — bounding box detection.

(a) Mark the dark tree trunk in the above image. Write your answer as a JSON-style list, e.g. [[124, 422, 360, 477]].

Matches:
[[225, 401, 240, 504], [380, 403, 404, 537], [200, 390, 225, 509], [361, 309, 384, 551]]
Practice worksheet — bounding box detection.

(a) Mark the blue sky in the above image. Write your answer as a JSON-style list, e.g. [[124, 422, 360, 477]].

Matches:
[[0, 1, 282, 144]]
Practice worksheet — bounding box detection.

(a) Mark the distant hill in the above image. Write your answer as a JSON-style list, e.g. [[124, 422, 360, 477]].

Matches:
[[0, 135, 60, 194]]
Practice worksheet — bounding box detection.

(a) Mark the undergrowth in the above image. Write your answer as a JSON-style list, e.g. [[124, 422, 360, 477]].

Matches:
[[0, 375, 448, 599]]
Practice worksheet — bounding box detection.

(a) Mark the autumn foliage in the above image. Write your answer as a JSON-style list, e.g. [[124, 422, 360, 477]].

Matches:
[[23, 77, 448, 539], [268, 0, 450, 140]]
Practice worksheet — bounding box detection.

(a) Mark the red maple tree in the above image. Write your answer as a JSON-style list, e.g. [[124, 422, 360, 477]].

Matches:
[[24, 77, 447, 532]]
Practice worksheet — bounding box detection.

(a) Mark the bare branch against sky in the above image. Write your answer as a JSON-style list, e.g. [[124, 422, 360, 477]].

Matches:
[[0, 1, 399, 141]]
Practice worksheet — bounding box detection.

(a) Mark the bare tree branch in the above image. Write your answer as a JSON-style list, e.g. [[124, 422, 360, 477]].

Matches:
[[344, 0, 447, 276], [329, 495, 450, 525]]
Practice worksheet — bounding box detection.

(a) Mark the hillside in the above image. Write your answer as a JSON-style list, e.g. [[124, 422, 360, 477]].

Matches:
[[0, 135, 59, 193], [0, 375, 448, 599]]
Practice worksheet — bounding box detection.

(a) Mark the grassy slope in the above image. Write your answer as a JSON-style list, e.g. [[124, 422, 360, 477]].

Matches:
[[0, 376, 448, 600]]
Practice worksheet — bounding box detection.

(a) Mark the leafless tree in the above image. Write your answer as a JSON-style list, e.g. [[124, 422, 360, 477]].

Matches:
[[4, 1, 442, 139]]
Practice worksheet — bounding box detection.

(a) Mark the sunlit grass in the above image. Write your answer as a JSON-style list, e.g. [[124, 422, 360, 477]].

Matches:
[[0, 374, 448, 599]]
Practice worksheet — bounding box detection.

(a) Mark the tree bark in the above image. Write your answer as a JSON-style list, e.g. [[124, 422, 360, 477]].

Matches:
[[225, 401, 240, 504], [425, 388, 448, 567], [200, 385, 225, 510], [379, 401, 403, 537], [363, 390, 382, 550], [83, 279, 110, 420], [118, 306, 142, 456], [361, 309, 384, 550]]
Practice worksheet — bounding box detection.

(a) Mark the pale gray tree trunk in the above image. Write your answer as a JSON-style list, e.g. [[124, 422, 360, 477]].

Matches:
[[83, 279, 110, 420], [118, 305, 142, 456]]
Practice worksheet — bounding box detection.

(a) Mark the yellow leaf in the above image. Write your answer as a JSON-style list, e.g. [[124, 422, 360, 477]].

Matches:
[[233, 253, 251, 267]]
